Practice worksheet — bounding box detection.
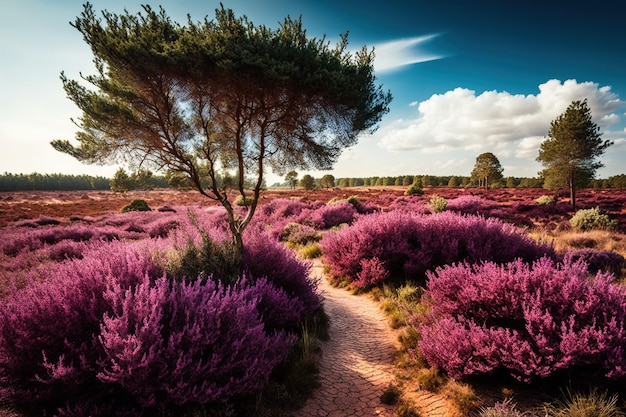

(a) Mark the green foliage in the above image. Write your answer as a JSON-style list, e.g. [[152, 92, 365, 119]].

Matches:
[[570, 207, 617, 231], [285, 170, 298, 189], [416, 367, 446, 392], [536, 195, 554, 205], [52, 3, 391, 259], [168, 233, 240, 285], [298, 243, 322, 259], [234, 194, 254, 206], [541, 388, 624, 417], [405, 183, 423, 196], [300, 174, 316, 191], [0, 172, 110, 191], [428, 195, 448, 213], [319, 174, 335, 189], [110, 168, 132, 192], [120, 199, 151, 213], [538, 100, 612, 209], [471, 152, 504, 189], [280, 222, 321, 246]]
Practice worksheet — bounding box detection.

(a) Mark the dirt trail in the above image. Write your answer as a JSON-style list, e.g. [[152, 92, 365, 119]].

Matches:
[[295, 262, 454, 417], [295, 262, 399, 416]]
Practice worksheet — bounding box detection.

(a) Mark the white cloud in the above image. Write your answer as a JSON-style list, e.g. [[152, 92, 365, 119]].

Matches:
[[377, 79, 625, 161], [372, 35, 444, 73]]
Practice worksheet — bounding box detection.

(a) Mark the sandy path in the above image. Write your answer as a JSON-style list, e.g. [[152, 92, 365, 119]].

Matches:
[[295, 263, 400, 417]]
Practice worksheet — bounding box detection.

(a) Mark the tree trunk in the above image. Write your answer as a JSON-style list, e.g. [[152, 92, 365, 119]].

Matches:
[[569, 171, 577, 211]]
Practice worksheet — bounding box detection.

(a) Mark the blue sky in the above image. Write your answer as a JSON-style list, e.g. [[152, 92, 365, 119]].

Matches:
[[1, 0, 624, 185]]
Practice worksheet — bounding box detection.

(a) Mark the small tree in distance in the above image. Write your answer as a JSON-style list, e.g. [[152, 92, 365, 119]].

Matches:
[[285, 171, 298, 190], [537, 99, 612, 210], [300, 174, 316, 191], [51, 4, 392, 260], [319, 174, 335, 189], [470, 152, 503, 189]]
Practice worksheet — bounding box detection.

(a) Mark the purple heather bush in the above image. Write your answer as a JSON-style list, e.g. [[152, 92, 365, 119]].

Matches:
[[446, 195, 498, 216], [321, 210, 556, 287], [0, 233, 308, 414], [0, 241, 161, 406], [98, 275, 294, 409], [307, 201, 357, 229], [243, 227, 320, 315], [566, 248, 625, 277], [418, 257, 626, 382]]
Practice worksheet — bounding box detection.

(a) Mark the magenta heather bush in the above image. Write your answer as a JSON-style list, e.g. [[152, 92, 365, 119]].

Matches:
[[418, 257, 626, 382], [446, 195, 497, 215], [243, 228, 320, 315], [566, 248, 625, 276], [321, 211, 556, 287], [0, 236, 301, 414], [98, 275, 294, 409], [0, 242, 162, 404], [306, 202, 357, 229]]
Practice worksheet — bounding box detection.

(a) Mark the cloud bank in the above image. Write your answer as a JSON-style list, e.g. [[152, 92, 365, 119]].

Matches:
[[372, 34, 444, 73], [377, 79, 625, 159]]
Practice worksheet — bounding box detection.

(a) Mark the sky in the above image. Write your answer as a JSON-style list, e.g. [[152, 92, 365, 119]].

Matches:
[[1, 0, 625, 186]]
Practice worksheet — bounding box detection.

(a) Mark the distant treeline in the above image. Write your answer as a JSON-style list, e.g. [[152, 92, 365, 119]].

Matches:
[[2, 172, 626, 192], [0, 173, 111, 191], [318, 174, 626, 189], [0, 172, 170, 192]]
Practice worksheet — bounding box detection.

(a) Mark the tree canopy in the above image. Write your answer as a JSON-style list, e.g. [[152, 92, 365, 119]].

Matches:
[[470, 152, 503, 189], [51, 3, 391, 256], [537, 99, 612, 209]]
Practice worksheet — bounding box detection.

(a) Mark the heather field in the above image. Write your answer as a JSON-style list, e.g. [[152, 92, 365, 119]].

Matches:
[[1, 186, 626, 416]]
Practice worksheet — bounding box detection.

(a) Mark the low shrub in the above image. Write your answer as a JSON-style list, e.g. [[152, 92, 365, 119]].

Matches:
[[306, 202, 357, 229], [541, 388, 624, 417], [570, 207, 617, 231], [405, 183, 423, 196], [321, 211, 555, 287], [0, 233, 311, 415], [234, 195, 254, 206], [419, 257, 626, 382], [566, 248, 625, 276], [416, 367, 446, 392], [428, 195, 448, 213], [380, 383, 401, 405], [446, 195, 497, 216], [280, 222, 321, 246], [120, 199, 151, 213], [536, 195, 554, 205], [478, 399, 527, 417], [299, 243, 322, 259]]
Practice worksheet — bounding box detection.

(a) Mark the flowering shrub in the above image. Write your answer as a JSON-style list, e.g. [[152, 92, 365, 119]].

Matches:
[[321, 211, 555, 287], [0, 242, 161, 407], [566, 248, 625, 276], [570, 207, 617, 231], [307, 202, 357, 229], [0, 224, 120, 256], [419, 257, 626, 382], [98, 275, 294, 409], [243, 228, 320, 315], [0, 223, 316, 415], [446, 195, 496, 215]]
